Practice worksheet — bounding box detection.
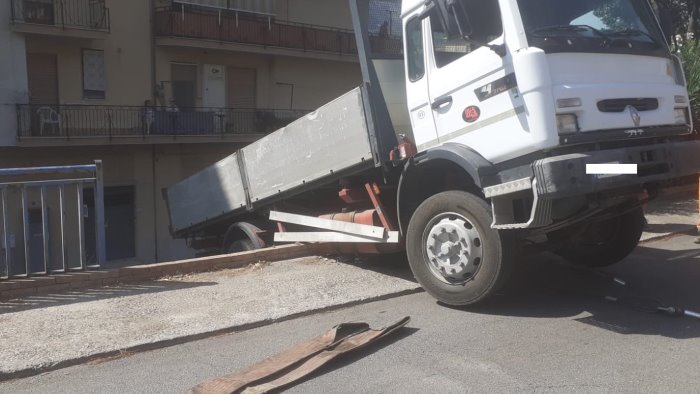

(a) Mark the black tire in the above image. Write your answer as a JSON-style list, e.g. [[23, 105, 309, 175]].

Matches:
[[406, 191, 514, 306], [225, 239, 255, 254], [553, 207, 645, 268], [222, 222, 266, 254]]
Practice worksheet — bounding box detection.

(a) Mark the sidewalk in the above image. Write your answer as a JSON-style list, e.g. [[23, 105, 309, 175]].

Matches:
[[0, 257, 419, 380], [642, 191, 698, 242]]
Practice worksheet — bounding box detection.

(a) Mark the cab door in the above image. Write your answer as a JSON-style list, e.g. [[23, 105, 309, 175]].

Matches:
[[404, 9, 438, 152], [426, 0, 524, 163]]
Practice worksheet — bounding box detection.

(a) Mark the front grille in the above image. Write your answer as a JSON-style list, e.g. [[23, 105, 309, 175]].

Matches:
[[597, 98, 659, 113]]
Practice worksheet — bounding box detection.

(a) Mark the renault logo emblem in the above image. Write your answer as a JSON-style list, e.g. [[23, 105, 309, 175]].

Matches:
[[627, 105, 641, 128]]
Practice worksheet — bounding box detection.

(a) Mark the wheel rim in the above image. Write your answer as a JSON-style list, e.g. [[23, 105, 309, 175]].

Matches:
[[422, 212, 484, 284]]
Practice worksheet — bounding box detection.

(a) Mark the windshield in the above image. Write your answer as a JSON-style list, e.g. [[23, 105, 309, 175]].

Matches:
[[516, 0, 668, 56]]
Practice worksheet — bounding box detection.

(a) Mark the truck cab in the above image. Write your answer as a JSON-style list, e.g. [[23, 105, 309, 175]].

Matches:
[[396, 0, 699, 305], [403, 0, 691, 162]]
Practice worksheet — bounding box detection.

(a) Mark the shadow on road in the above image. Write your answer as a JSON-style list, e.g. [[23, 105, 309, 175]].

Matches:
[[448, 241, 700, 339], [338, 252, 417, 283], [643, 223, 696, 235], [0, 281, 217, 314]]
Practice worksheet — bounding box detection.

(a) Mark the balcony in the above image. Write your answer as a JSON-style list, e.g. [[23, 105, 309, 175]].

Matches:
[[16, 104, 308, 145], [154, 6, 402, 60], [10, 0, 110, 39]]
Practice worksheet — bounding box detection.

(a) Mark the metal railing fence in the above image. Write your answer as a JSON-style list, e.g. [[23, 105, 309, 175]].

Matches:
[[0, 162, 105, 279], [10, 0, 110, 32], [17, 105, 309, 139], [154, 6, 402, 57]]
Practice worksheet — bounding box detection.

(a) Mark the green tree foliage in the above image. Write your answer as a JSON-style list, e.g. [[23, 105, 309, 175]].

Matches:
[[651, 0, 700, 124], [594, 2, 636, 31], [677, 41, 700, 124], [651, 0, 699, 41]]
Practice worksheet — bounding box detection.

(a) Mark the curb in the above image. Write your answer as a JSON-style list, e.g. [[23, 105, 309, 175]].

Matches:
[[0, 243, 334, 300], [0, 287, 424, 382]]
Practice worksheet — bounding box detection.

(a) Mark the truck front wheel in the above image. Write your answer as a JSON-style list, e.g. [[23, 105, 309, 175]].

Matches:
[[406, 191, 514, 306], [552, 207, 645, 268]]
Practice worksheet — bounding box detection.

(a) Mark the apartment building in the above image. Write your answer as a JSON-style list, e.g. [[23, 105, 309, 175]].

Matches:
[[0, 0, 402, 266]]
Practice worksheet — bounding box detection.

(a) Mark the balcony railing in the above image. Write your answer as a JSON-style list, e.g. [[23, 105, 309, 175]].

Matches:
[[17, 105, 309, 140], [11, 0, 110, 32], [154, 6, 402, 57]]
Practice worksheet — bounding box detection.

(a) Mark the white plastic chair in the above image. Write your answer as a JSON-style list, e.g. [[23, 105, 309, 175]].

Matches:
[[36, 106, 61, 136]]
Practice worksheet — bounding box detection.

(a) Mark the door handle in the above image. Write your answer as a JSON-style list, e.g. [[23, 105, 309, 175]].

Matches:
[[431, 96, 453, 110]]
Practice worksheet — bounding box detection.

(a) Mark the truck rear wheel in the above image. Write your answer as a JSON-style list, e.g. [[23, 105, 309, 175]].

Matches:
[[406, 191, 513, 306], [553, 207, 645, 268], [226, 239, 255, 253], [222, 222, 266, 254]]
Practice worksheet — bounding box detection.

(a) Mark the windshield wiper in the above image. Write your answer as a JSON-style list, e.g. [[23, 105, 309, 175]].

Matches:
[[530, 24, 612, 45], [608, 29, 662, 47]]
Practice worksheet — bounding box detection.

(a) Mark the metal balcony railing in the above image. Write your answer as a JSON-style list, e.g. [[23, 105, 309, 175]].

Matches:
[[154, 6, 403, 57], [16, 105, 309, 140], [10, 0, 110, 32]]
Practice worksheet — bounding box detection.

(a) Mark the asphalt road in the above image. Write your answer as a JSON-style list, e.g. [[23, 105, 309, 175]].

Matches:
[[4, 234, 700, 393]]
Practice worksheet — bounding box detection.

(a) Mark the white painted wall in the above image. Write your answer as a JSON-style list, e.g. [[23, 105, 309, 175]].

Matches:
[[0, 5, 28, 146]]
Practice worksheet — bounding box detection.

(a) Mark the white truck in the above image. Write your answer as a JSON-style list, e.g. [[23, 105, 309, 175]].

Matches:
[[165, 0, 699, 306]]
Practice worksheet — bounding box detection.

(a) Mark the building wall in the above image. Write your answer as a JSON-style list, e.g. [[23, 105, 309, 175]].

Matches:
[[155, 47, 273, 108], [0, 0, 369, 266], [23, 0, 152, 106], [271, 56, 362, 110], [155, 47, 362, 110], [0, 4, 28, 146]]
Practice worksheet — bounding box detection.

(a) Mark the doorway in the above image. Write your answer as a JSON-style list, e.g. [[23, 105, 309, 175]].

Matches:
[[227, 67, 257, 133], [26, 53, 59, 136], [27, 53, 59, 105], [84, 186, 136, 263], [171, 63, 197, 108]]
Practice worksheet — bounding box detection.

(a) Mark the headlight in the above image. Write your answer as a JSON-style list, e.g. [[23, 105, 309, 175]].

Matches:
[[674, 108, 690, 125], [557, 114, 579, 134], [669, 56, 686, 86]]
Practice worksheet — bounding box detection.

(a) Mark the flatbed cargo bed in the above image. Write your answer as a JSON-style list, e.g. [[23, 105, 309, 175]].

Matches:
[[165, 87, 380, 236]]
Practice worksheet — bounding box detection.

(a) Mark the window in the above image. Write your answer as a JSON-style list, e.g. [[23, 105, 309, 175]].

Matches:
[[430, 0, 503, 68], [406, 17, 425, 82], [82, 49, 106, 100], [516, 0, 666, 56]]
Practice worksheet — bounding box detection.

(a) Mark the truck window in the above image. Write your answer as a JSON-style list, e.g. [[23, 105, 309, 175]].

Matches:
[[517, 0, 666, 56], [430, 0, 503, 68], [406, 17, 425, 82]]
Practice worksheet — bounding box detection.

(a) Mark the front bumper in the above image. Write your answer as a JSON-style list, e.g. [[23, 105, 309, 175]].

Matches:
[[533, 140, 700, 199], [486, 139, 700, 229]]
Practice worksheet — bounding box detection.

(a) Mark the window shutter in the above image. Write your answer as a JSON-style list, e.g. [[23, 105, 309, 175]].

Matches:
[[82, 49, 106, 99]]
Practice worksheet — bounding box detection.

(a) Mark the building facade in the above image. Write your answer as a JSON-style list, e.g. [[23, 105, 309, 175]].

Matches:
[[0, 0, 401, 266]]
